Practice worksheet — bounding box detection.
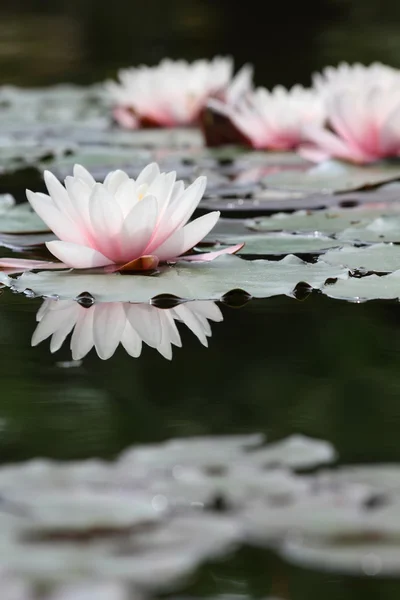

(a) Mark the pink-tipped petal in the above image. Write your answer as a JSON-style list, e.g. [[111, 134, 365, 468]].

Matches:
[[26, 191, 86, 246], [46, 241, 115, 269], [154, 211, 220, 261], [178, 242, 244, 262], [89, 184, 124, 259], [0, 258, 69, 273]]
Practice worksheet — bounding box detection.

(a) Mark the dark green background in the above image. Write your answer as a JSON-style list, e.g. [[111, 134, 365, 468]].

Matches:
[[1, 0, 400, 86]]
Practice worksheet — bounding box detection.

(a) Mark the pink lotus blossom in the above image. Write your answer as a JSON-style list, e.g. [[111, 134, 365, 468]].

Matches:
[[313, 61, 400, 96], [301, 62, 400, 163], [33, 299, 223, 360], [107, 57, 252, 128], [206, 85, 325, 150], [25, 163, 226, 271]]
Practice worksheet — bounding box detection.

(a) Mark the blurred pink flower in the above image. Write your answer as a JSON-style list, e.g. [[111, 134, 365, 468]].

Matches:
[[107, 57, 252, 128], [301, 62, 400, 163], [25, 163, 225, 271], [206, 85, 325, 150]]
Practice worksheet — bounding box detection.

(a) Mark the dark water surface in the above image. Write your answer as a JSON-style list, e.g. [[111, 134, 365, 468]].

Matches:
[[2, 290, 400, 465], [2, 289, 400, 598]]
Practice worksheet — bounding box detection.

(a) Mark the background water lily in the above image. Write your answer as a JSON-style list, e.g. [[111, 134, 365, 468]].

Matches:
[[107, 56, 252, 129], [32, 299, 223, 360], [26, 163, 223, 271], [302, 62, 400, 163], [205, 85, 325, 150]]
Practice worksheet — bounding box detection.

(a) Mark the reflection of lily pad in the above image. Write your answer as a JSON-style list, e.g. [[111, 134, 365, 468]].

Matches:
[[263, 160, 400, 194], [2, 255, 349, 302], [321, 270, 400, 302], [283, 536, 400, 576], [322, 244, 400, 273]]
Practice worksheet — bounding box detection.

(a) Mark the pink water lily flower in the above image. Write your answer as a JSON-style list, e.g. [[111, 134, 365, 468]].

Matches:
[[33, 299, 223, 360], [301, 83, 400, 164], [313, 61, 400, 96], [107, 57, 252, 129], [25, 163, 226, 271], [301, 62, 400, 163], [206, 85, 325, 150]]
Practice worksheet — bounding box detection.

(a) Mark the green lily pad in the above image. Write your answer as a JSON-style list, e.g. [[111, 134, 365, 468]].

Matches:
[[249, 205, 400, 235], [0, 197, 48, 233], [322, 244, 400, 273], [263, 160, 400, 194], [205, 232, 339, 256], [337, 217, 400, 243], [1, 255, 349, 303], [321, 270, 400, 302]]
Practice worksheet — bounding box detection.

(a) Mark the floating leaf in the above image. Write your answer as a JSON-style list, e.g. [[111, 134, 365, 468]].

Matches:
[[263, 160, 400, 194], [249, 204, 400, 235], [2, 255, 349, 302], [322, 244, 400, 273], [0, 197, 49, 233], [321, 270, 400, 302], [205, 232, 339, 256]]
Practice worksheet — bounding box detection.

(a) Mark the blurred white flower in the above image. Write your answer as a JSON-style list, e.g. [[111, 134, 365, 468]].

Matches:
[[107, 57, 252, 128], [32, 299, 223, 360]]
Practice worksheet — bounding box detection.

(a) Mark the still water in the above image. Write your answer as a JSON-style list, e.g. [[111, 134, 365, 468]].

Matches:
[[1, 289, 400, 463], [2, 288, 400, 597]]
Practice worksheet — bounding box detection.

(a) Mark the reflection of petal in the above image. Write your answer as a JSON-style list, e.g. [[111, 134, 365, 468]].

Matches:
[[71, 308, 95, 361], [32, 299, 222, 361], [93, 303, 126, 360]]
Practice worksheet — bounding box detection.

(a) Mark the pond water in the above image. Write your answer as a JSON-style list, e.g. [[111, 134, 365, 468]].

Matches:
[[2, 280, 400, 599]]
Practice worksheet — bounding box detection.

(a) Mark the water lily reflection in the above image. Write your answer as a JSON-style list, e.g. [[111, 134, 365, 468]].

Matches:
[[32, 300, 223, 360]]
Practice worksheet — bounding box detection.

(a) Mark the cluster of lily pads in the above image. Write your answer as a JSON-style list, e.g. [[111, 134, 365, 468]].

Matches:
[[2, 431, 400, 598]]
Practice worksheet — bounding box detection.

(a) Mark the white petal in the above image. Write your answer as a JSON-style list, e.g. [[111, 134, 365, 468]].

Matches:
[[115, 179, 140, 217], [135, 162, 160, 186], [32, 303, 79, 347], [44, 170, 75, 218], [120, 195, 158, 262], [73, 164, 96, 187], [71, 307, 95, 360], [50, 307, 78, 353], [46, 241, 114, 268], [89, 183, 123, 261], [173, 304, 208, 346], [120, 320, 143, 357], [93, 303, 126, 360], [154, 211, 220, 261], [26, 190, 86, 245], [147, 176, 207, 252], [104, 169, 130, 194], [190, 300, 223, 322], [125, 304, 162, 348]]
